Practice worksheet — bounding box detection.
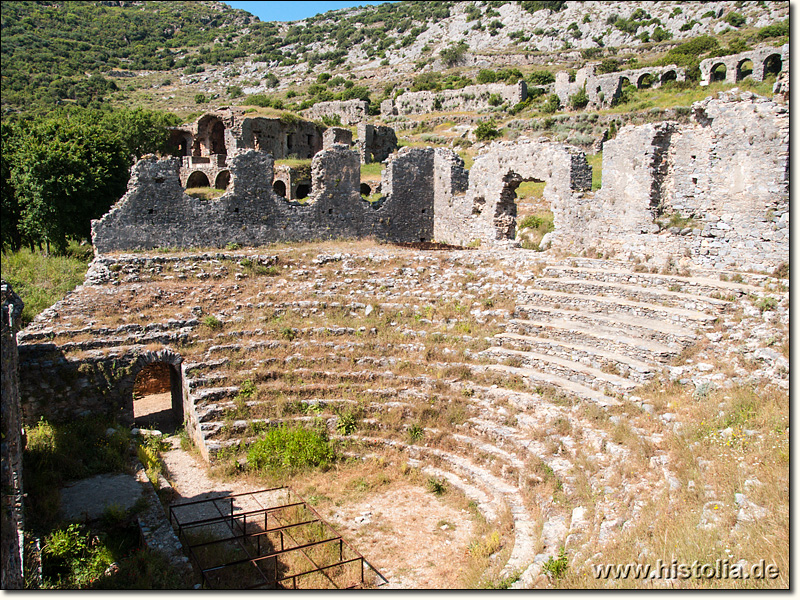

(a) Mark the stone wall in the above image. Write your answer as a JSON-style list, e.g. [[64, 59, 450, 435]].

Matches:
[[550, 92, 789, 271], [699, 44, 788, 86], [92, 145, 436, 253], [434, 139, 591, 247], [1, 282, 24, 589], [383, 81, 527, 116], [556, 64, 685, 110], [305, 99, 369, 125], [356, 123, 398, 164]]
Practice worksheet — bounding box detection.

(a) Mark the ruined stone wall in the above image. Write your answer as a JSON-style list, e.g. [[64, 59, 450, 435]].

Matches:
[[553, 92, 789, 271], [356, 123, 398, 164], [385, 81, 527, 115], [434, 139, 591, 247], [305, 99, 369, 125], [92, 146, 436, 253], [1, 282, 24, 589], [699, 44, 788, 86], [556, 64, 685, 109]]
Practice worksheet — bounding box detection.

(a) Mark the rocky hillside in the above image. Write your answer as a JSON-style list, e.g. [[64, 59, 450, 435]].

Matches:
[[0, 1, 788, 114]]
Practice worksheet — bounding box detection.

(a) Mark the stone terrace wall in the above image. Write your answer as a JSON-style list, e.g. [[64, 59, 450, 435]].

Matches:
[[434, 139, 591, 247], [383, 81, 527, 116], [551, 92, 789, 271], [1, 282, 24, 589], [92, 146, 436, 253], [305, 99, 369, 125]]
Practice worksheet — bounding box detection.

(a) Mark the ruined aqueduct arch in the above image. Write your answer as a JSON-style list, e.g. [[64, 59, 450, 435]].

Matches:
[[699, 44, 788, 86]]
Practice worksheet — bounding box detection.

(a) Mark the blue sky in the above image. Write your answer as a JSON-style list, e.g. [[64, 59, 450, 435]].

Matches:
[[223, 1, 397, 23]]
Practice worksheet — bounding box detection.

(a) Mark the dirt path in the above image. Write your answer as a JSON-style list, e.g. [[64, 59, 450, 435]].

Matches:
[[160, 439, 477, 588]]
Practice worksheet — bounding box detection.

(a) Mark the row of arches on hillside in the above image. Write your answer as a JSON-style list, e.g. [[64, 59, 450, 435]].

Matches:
[[186, 170, 230, 190], [709, 53, 782, 83]]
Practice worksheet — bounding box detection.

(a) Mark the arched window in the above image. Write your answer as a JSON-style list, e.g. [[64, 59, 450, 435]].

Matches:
[[215, 170, 231, 190], [273, 180, 287, 197], [186, 171, 211, 188]]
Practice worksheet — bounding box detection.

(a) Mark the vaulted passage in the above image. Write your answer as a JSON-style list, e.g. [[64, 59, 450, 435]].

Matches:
[[133, 362, 183, 432]]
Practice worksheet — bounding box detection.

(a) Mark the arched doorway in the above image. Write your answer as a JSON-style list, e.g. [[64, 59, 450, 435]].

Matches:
[[710, 62, 727, 83], [660, 70, 677, 86], [273, 180, 287, 197], [295, 184, 310, 200], [132, 362, 183, 432], [736, 59, 753, 80], [209, 119, 227, 155], [763, 54, 782, 78], [215, 170, 231, 190], [637, 73, 654, 89], [186, 171, 211, 188]]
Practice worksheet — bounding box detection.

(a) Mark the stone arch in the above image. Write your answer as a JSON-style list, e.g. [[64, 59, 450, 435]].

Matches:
[[763, 54, 782, 78], [360, 183, 372, 196], [123, 349, 184, 430], [196, 115, 227, 156], [660, 70, 678, 85], [736, 58, 754, 80], [620, 77, 632, 89], [710, 62, 727, 83], [273, 180, 287, 197], [637, 73, 654, 89], [186, 171, 211, 188], [295, 183, 311, 200], [215, 170, 231, 190]]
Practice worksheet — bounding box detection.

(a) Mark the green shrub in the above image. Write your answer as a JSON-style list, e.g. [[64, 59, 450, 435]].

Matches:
[[542, 547, 569, 579], [488, 93, 503, 107], [541, 93, 561, 114], [426, 476, 447, 495], [474, 120, 501, 141], [194, 93, 207, 104], [201, 315, 222, 329], [569, 86, 589, 110], [724, 12, 746, 27], [528, 70, 555, 85], [246, 424, 335, 474]]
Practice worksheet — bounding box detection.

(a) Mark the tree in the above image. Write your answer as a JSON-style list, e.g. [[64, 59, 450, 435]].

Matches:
[[9, 114, 129, 252]]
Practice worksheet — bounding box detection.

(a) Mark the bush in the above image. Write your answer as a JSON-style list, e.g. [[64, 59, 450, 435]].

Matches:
[[541, 93, 561, 114], [226, 85, 243, 98], [569, 86, 589, 110], [246, 424, 335, 474], [542, 548, 569, 579], [194, 93, 207, 104], [488, 93, 503, 107], [724, 12, 746, 28], [439, 41, 468, 67], [528, 70, 555, 85], [474, 120, 501, 141]]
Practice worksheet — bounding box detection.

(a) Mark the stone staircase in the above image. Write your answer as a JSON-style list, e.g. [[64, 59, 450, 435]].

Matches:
[[20, 248, 779, 588]]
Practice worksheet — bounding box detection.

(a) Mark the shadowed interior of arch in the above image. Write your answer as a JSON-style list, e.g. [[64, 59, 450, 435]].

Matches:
[[133, 362, 182, 432]]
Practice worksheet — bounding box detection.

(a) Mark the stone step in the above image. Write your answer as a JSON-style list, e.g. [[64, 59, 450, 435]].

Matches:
[[485, 346, 639, 394], [541, 265, 762, 297], [510, 306, 696, 347], [493, 333, 659, 383], [502, 317, 679, 363], [486, 364, 621, 406], [517, 289, 716, 326], [533, 278, 731, 313], [559, 258, 781, 288]]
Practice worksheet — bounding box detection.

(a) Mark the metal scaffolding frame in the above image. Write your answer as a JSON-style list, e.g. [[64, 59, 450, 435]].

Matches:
[[169, 487, 388, 589]]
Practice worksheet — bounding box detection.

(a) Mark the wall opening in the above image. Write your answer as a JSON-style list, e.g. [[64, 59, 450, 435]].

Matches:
[[737, 59, 754, 80], [295, 184, 310, 200], [215, 170, 231, 190], [210, 120, 227, 155], [637, 73, 654, 89], [133, 362, 183, 432], [763, 54, 782, 78], [660, 70, 678, 86], [273, 180, 287, 198], [186, 171, 211, 188], [513, 177, 552, 250], [360, 183, 372, 196], [710, 63, 727, 82]]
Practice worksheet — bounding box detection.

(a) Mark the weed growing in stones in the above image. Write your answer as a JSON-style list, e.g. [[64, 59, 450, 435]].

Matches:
[[246, 424, 335, 476]]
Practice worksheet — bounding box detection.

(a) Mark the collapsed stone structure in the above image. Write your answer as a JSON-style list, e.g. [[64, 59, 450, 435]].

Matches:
[[94, 92, 787, 273], [171, 111, 397, 192], [381, 81, 527, 115], [1, 282, 24, 589], [699, 44, 787, 86], [550, 91, 789, 272], [305, 99, 369, 125], [555, 64, 685, 110]]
